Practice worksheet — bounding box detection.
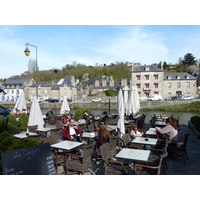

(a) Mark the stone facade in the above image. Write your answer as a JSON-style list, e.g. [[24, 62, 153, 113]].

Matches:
[[131, 63, 197, 100]]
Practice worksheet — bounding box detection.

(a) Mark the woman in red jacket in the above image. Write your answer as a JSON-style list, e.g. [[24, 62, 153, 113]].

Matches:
[[62, 119, 82, 141]]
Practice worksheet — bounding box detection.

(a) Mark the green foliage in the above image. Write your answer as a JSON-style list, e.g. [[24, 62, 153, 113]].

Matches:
[[104, 89, 118, 96], [74, 109, 91, 120], [0, 117, 4, 133], [18, 113, 28, 131], [0, 131, 39, 174], [182, 53, 196, 65], [7, 115, 19, 130], [141, 102, 200, 112], [190, 116, 200, 132], [18, 62, 132, 82]]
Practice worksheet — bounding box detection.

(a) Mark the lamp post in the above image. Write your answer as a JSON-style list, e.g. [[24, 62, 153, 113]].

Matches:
[[24, 43, 38, 97]]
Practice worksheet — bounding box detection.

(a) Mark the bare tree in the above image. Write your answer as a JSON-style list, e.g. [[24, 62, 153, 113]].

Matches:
[[28, 58, 38, 73]]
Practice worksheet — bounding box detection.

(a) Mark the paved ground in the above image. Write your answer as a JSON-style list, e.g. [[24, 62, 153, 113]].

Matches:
[[48, 123, 200, 175]]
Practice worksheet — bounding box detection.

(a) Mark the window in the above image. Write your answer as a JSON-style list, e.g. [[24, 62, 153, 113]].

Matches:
[[12, 90, 14, 93], [136, 76, 140, 80], [145, 83, 150, 88], [186, 82, 190, 88], [136, 84, 141, 89], [154, 75, 158, 80], [168, 82, 172, 88], [177, 82, 181, 88], [155, 84, 158, 88], [145, 75, 149, 80]]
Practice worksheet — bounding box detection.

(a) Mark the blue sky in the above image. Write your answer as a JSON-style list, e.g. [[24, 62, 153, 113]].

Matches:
[[1, 25, 200, 79]]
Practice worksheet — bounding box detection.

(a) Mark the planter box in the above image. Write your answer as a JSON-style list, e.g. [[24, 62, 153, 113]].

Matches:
[[188, 120, 200, 139]]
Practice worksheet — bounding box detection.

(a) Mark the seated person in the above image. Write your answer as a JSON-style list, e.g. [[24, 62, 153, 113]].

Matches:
[[62, 119, 82, 141], [15, 110, 21, 118], [46, 109, 53, 117], [42, 112, 47, 118], [83, 111, 90, 124], [155, 117, 178, 142], [96, 123, 110, 148], [130, 123, 144, 139], [101, 111, 108, 123], [89, 114, 96, 124]]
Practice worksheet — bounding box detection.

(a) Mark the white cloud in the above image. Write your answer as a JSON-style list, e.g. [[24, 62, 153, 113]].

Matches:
[[90, 27, 169, 65]]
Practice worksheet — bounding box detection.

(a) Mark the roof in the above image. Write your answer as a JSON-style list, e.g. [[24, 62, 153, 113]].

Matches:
[[60, 75, 74, 87], [2, 77, 33, 89], [132, 63, 163, 72], [30, 81, 52, 87], [164, 73, 196, 80]]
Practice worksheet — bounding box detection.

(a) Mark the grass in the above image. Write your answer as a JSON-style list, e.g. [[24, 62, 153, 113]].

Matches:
[[140, 101, 200, 112]]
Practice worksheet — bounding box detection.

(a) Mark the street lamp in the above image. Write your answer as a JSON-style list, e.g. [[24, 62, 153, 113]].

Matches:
[[24, 43, 38, 97]]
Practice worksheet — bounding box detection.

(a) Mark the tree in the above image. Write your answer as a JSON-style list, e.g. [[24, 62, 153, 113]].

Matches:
[[182, 53, 196, 65]]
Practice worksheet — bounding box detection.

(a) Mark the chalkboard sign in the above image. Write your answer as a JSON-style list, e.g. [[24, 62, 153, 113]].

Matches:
[[1, 143, 56, 175]]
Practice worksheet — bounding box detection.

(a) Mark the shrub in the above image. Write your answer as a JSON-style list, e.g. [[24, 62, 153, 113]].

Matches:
[[18, 113, 28, 131], [190, 116, 200, 132], [7, 115, 19, 130], [0, 131, 39, 174], [74, 109, 91, 120], [0, 117, 4, 133], [104, 89, 118, 96]]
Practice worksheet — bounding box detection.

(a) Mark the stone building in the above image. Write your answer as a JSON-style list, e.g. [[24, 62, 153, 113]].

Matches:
[[131, 63, 164, 100], [163, 73, 196, 98], [28, 75, 77, 101], [131, 62, 197, 99], [0, 77, 34, 101]]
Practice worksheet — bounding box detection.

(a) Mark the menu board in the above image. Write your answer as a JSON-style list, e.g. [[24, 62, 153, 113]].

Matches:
[[1, 143, 56, 175]]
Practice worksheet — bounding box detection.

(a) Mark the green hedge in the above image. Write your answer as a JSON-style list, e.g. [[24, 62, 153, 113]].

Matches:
[[74, 109, 91, 120], [104, 89, 118, 96], [0, 131, 39, 174], [190, 116, 200, 132]]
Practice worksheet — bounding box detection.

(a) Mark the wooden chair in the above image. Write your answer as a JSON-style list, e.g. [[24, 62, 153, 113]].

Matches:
[[100, 143, 127, 175], [65, 142, 96, 175]]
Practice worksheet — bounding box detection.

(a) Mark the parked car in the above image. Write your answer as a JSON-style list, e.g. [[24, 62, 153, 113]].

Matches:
[[61, 98, 72, 103], [181, 96, 194, 100], [30, 97, 42, 103], [45, 98, 59, 103], [148, 95, 162, 101], [165, 96, 176, 101], [92, 98, 102, 102], [0, 106, 10, 116]]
